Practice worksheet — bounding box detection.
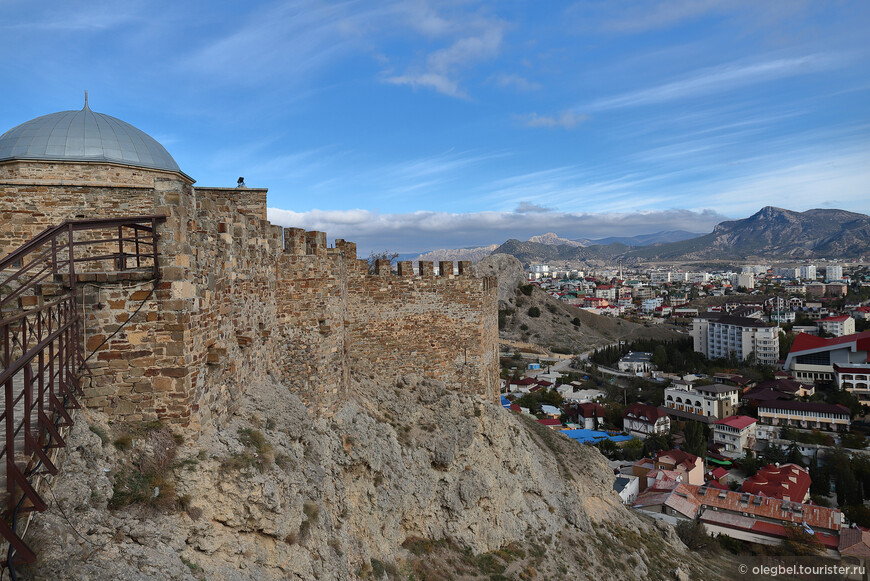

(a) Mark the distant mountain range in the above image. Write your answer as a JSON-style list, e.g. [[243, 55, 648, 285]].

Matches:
[[411, 230, 701, 263], [492, 207, 870, 264]]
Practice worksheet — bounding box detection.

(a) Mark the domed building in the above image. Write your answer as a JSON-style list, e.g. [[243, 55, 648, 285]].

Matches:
[[0, 99, 267, 257]]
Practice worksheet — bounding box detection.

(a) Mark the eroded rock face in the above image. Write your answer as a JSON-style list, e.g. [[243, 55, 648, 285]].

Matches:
[[17, 376, 724, 580], [474, 253, 525, 309]]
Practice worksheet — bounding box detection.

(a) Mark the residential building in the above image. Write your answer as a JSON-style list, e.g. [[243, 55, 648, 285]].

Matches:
[[769, 310, 795, 324], [799, 265, 817, 280], [632, 483, 842, 551], [594, 284, 616, 301], [691, 314, 779, 365], [617, 352, 655, 374], [623, 403, 670, 438], [649, 271, 672, 285], [757, 400, 851, 432], [805, 282, 827, 298], [613, 475, 640, 504], [565, 402, 607, 430], [825, 264, 843, 282], [654, 449, 704, 486], [641, 297, 663, 313], [826, 281, 848, 297], [852, 306, 870, 321], [784, 331, 870, 383], [817, 315, 855, 337], [741, 463, 811, 503], [834, 363, 870, 406], [712, 416, 757, 458], [732, 273, 755, 290], [663, 383, 739, 422]]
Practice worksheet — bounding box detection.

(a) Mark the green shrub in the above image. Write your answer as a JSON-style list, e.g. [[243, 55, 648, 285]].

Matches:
[[527, 306, 541, 318]]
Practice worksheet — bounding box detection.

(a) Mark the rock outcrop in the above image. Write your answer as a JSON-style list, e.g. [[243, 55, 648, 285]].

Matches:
[[17, 376, 727, 580]]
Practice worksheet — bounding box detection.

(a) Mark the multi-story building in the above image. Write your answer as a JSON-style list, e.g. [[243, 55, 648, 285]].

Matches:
[[623, 403, 670, 438], [825, 264, 843, 282], [784, 331, 870, 383], [816, 315, 855, 337], [594, 284, 616, 301], [654, 449, 704, 486], [799, 265, 817, 280], [641, 297, 663, 313], [691, 314, 779, 366], [712, 415, 757, 458], [757, 400, 851, 432], [663, 382, 739, 422], [805, 282, 827, 298], [617, 352, 655, 373], [732, 273, 755, 290], [649, 271, 672, 285], [770, 310, 795, 324], [834, 363, 870, 406], [742, 464, 811, 503]]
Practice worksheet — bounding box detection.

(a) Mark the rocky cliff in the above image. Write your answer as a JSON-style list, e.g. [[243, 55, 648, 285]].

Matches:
[[16, 373, 726, 580]]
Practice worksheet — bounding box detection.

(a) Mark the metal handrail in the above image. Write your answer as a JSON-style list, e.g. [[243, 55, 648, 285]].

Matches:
[[0, 214, 165, 567]]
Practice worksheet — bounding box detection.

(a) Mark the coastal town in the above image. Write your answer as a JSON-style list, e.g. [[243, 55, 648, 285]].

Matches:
[[500, 260, 870, 558]]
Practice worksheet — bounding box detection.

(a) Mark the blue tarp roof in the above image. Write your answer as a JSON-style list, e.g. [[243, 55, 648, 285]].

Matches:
[[500, 396, 512, 408], [562, 429, 635, 444]]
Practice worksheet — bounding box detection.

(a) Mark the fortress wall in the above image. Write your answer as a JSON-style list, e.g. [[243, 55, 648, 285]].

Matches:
[[3, 166, 499, 428], [196, 187, 269, 221], [345, 262, 500, 401]]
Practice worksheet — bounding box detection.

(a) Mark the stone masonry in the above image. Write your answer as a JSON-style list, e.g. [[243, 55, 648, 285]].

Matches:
[[1, 159, 499, 430]]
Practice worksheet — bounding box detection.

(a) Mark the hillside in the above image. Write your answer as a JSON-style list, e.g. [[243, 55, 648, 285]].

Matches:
[[628, 207, 870, 260], [490, 207, 870, 264], [414, 244, 499, 264], [477, 254, 681, 354], [18, 375, 726, 580]]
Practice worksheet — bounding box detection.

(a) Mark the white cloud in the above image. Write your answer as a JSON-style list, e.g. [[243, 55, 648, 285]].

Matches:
[[519, 111, 587, 129], [587, 53, 841, 110], [492, 73, 541, 92], [267, 207, 726, 254]]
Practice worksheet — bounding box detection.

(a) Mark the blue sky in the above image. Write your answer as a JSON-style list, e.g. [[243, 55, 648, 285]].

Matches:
[[1, 0, 868, 254]]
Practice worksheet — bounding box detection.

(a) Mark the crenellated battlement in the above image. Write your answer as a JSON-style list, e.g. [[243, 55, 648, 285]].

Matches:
[[1, 160, 499, 430]]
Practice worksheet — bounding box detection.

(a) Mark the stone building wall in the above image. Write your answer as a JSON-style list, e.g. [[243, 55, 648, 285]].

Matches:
[[2, 161, 499, 429]]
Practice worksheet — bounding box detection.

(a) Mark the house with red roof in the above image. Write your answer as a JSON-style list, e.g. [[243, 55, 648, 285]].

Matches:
[[712, 415, 757, 458], [564, 401, 607, 430], [622, 403, 670, 438], [633, 482, 842, 552], [852, 306, 870, 321], [785, 330, 870, 384], [817, 315, 855, 337], [536, 418, 563, 430], [741, 463, 811, 503], [654, 449, 704, 486]]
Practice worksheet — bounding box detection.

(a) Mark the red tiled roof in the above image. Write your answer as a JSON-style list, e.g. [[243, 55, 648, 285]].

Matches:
[[513, 377, 538, 386], [714, 415, 757, 430], [741, 463, 811, 502], [509, 404, 522, 412], [623, 403, 668, 423], [820, 315, 850, 322], [758, 400, 850, 416], [711, 467, 729, 480], [537, 418, 562, 426], [656, 449, 700, 471], [576, 402, 607, 418], [685, 484, 841, 531], [790, 330, 870, 354]]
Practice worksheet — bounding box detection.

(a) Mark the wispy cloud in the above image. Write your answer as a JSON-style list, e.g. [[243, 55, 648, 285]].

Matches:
[[491, 73, 541, 92], [518, 111, 587, 129], [587, 53, 841, 110], [386, 22, 504, 98], [515, 202, 553, 214], [267, 206, 726, 254]]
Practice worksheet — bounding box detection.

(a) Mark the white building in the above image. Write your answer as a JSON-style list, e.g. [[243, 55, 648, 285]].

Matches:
[[816, 315, 855, 337], [785, 331, 870, 384], [649, 271, 672, 285], [732, 273, 755, 290], [799, 264, 817, 280], [712, 415, 757, 458], [618, 352, 655, 373], [825, 264, 843, 282], [757, 400, 851, 432], [663, 383, 739, 421], [691, 314, 779, 366], [834, 363, 870, 406], [623, 403, 670, 438]]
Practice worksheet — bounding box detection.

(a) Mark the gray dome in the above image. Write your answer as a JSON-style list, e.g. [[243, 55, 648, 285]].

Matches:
[[0, 104, 181, 173]]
